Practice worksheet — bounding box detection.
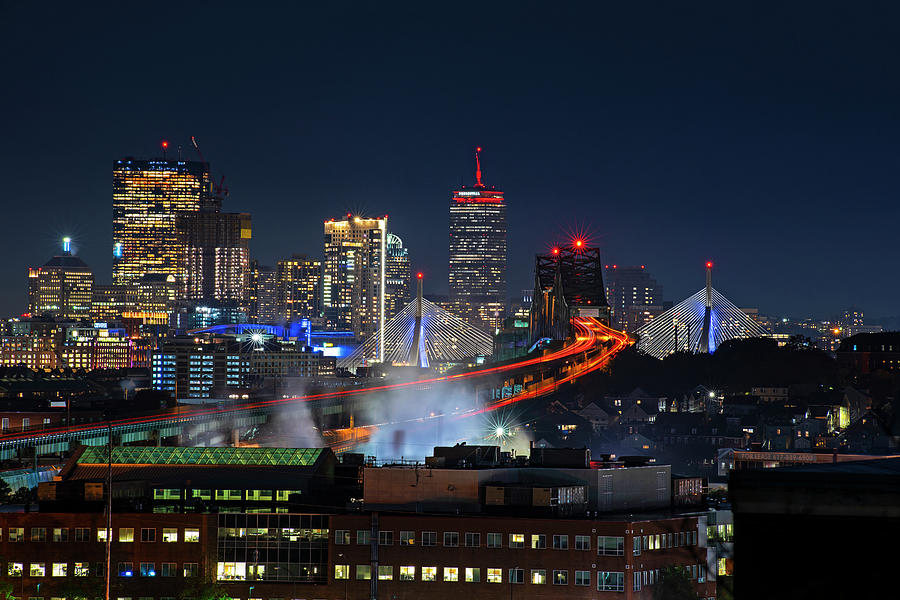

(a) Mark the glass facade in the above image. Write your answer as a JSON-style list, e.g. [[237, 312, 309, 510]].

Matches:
[[384, 233, 410, 320], [216, 514, 328, 583]]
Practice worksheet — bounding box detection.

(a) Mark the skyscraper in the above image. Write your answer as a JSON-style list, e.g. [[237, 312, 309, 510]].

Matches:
[[112, 158, 215, 286], [449, 147, 507, 332], [248, 260, 278, 324], [275, 255, 322, 323], [177, 211, 252, 305], [27, 238, 94, 320], [385, 233, 411, 320], [323, 215, 386, 354], [604, 265, 664, 332]]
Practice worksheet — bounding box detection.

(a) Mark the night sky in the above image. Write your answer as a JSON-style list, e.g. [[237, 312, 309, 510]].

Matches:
[[3, 2, 899, 320]]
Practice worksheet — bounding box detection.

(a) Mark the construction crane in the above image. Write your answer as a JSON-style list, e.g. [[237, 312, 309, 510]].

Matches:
[[190, 136, 229, 199]]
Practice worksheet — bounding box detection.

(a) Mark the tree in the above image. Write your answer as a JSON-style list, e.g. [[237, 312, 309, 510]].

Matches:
[[178, 577, 232, 600], [0, 580, 16, 600], [654, 566, 695, 600], [9, 487, 33, 505], [0, 479, 11, 503]]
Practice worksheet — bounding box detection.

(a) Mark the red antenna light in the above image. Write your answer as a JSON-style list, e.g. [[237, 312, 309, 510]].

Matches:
[[574, 239, 584, 248], [161, 140, 168, 149], [474, 146, 484, 187], [706, 261, 713, 269], [417, 272, 423, 279], [552, 247, 560, 255]]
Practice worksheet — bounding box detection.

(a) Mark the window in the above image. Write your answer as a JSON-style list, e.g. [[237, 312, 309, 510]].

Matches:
[[162, 528, 178, 543], [140, 562, 155, 577], [634, 571, 642, 591], [553, 570, 568, 585], [53, 528, 69, 542], [184, 529, 199, 543], [400, 530, 415, 545], [399, 566, 415, 581], [52, 563, 67, 577], [335, 530, 350, 545], [191, 489, 211, 500], [32, 527, 47, 541], [275, 490, 300, 501], [356, 530, 370, 545], [246, 489, 273, 501], [575, 535, 590, 550], [334, 565, 349, 580], [699, 564, 707, 583], [487, 568, 503, 583], [421, 531, 437, 546], [356, 565, 371, 580], [161, 563, 177, 577], [119, 528, 134, 542], [598, 536, 625, 556], [575, 570, 590, 586], [444, 567, 459, 582], [75, 528, 90, 542], [465, 532, 480, 547], [422, 567, 437, 582], [74, 563, 90, 577], [509, 568, 524, 583], [183, 563, 199, 578], [141, 528, 156, 542], [8, 563, 22, 577], [94, 562, 105, 578], [465, 567, 480, 582], [30, 563, 46, 577], [215, 489, 242, 501], [444, 531, 459, 547], [509, 533, 525, 548], [552, 534, 568, 549], [153, 489, 181, 500], [531, 569, 547, 584], [633, 536, 641, 556], [9, 527, 24, 542], [598, 571, 624, 592], [97, 528, 109, 542], [378, 531, 393, 546], [486, 532, 502, 548], [531, 534, 546, 549], [118, 562, 133, 577]]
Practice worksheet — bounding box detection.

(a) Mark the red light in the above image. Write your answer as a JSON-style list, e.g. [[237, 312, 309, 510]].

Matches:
[[641, 265, 645, 269], [417, 272, 423, 279], [574, 239, 584, 248], [476, 146, 482, 152], [161, 140, 168, 149], [552, 247, 560, 255], [706, 261, 713, 268]]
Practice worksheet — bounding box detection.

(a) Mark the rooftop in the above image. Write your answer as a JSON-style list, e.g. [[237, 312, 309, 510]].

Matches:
[[77, 446, 323, 467]]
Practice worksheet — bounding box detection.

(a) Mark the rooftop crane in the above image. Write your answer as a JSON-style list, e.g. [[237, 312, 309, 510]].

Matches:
[[190, 136, 229, 199]]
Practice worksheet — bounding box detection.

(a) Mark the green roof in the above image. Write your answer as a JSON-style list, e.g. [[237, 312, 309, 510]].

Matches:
[[78, 446, 324, 467]]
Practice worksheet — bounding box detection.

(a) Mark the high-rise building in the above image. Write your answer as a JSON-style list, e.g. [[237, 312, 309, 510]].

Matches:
[[248, 260, 278, 324], [275, 255, 322, 323], [177, 211, 251, 305], [323, 216, 387, 350], [449, 148, 506, 332], [27, 238, 94, 321], [385, 233, 411, 320], [604, 265, 664, 332], [90, 284, 136, 324], [112, 158, 215, 286]]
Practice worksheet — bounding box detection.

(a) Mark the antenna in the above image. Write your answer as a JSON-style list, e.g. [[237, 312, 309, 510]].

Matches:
[[475, 146, 484, 187]]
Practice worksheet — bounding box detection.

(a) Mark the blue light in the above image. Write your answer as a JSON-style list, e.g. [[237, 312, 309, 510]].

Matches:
[[113, 242, 123, 258]]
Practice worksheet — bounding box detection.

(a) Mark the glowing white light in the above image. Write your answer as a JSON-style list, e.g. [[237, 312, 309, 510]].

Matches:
[[495, 426, 505, 437], [251, 333, 262, 343]]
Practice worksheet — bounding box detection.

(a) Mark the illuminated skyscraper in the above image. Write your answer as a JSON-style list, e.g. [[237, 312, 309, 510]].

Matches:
[[177, 211, 251, 305], [449, 148, 507, 332], [275, 255, 322, 323], [248, 260, 278, 324], [604, 265, 664, 332], [27, 238, 94, 320], [385, 233, 411, 320], [112, 158, 215, 286], [323, 215, 386, 354]]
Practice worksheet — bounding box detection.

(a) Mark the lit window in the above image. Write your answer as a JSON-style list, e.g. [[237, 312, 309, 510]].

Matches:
[[444, 567, 459, 582], [531, 534, 546, 549], [465, 567, 480, 582], [509, 533, 525, 548], [119, 528, 134, 542], [7, 563, 22, 577], [356, 565, 371, 580], [52, 563, 67, 577], [184, 529, 200, 543], [140, 562, 155, 577], [377, 566, 393, 580], [30, 563, 46, 577], [553, 570, 568, 585], [162, 528, 178, 543], [487, 568, 503, 583], [117, 562, 133, 577], [334, 565, 349, 580], [399, 530, 415, 545], [399, 566, 415, 581], [422, 567, 437, 582], [531, 569, 546, 584], [74, 562, 90, 577]]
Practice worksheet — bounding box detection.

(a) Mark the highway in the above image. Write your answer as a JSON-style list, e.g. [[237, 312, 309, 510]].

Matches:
[[0, 318, 629, 456]]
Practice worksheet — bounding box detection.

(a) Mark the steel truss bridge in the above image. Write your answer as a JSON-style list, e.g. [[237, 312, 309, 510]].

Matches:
[[0, 318, 629, 461]]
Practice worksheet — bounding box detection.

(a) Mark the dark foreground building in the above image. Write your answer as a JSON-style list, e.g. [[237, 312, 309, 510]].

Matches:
[[0, 445, 717, 600], [730, 457, 900, 599]]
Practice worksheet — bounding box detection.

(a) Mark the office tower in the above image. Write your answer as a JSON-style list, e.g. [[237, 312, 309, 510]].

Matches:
[[27, 238, 94, 320], [90, 284, 135, 323], [275, 255, 322, 323], [248, 260, 278, 324], [604, 265, 664, 332], [385, 233, 411, 320], [177, 211, 251, 305], [449, 148, 507, 332], [323, 216, 387, 350], [112, 158, 215, 286]]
